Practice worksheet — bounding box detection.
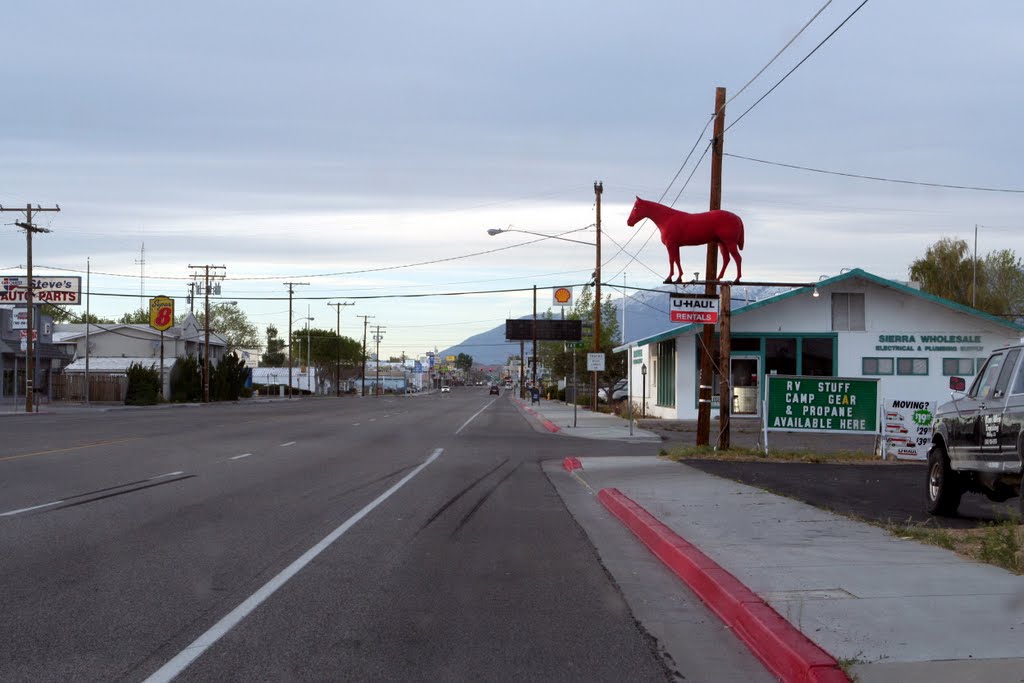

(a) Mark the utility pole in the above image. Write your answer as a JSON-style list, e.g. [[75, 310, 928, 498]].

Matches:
[[189, 265, 226, 403], [532, 284, 538, 389], [328, 301, 354, 397], [357, 315, 374, 396], [283, 282, 309, 398], [1, 203, 60, 413], [372, 325, 386, 396], [135, 242, 146, 311], [697, 86, 727, 447], [187, 282, 196, 316], [592, 181, 603, 412]]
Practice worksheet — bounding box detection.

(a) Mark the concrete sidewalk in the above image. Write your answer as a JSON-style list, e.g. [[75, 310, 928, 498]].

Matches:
[[512, 397, 662, 443], [545, 455, 1024, 683]]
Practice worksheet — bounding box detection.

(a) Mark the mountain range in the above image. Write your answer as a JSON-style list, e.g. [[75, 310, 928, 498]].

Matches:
[[439, 284, 782, 367]]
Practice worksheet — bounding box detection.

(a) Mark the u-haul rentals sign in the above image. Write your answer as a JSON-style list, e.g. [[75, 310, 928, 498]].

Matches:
[[669, 293, 719, 324], [1, 276, 82, 305]]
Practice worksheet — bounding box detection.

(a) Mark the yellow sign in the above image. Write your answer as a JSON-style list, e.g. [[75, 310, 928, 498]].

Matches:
[[149, 295, 175, 331], [446, 355, 456, 362]]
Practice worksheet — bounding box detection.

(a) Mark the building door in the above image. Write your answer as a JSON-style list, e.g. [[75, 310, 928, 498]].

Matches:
[[731, 356, 760, 417]]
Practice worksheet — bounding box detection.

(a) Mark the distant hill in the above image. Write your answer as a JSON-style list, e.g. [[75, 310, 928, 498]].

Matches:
[[439, 284, 781, 366]]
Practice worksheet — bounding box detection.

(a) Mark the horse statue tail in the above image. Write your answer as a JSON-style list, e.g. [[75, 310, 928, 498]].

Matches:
[[737, 215, 745, 251]]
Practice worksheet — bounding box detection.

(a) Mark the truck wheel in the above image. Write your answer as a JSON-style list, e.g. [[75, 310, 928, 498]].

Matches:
[[926, 443, 963, 516]]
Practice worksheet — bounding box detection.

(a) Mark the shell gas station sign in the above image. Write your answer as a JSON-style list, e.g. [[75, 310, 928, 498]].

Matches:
[[552, 287, 573, 307]]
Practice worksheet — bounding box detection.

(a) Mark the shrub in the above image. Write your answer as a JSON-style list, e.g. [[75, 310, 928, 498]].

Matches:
[[170, 355, 203, 402], [124, 362, 160, 406]]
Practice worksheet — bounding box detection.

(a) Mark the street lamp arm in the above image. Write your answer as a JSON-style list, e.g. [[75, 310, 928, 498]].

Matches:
[[487, 225, 595, 247]]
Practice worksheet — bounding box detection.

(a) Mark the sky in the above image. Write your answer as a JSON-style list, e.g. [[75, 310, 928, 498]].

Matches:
[[2, 1, 1022, 362]]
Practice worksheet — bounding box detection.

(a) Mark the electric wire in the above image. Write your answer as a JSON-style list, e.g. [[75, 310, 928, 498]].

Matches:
[[725, 0, 872, 135], [725, 152, 1024, 194]]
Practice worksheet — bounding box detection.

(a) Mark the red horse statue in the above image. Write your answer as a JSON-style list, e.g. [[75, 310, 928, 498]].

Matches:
[[626, 197, 745, 284]]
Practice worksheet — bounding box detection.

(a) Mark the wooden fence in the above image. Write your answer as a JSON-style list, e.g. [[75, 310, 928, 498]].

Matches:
[[51, 373, 128, 403]]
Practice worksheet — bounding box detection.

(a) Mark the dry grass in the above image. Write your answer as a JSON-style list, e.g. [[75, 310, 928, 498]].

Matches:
[[661, 444, 882, 464], [883, 519, 1023, 574]]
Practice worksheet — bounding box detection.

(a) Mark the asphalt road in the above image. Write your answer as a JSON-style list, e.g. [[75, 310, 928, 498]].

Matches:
[[1, 390, 748, 682]]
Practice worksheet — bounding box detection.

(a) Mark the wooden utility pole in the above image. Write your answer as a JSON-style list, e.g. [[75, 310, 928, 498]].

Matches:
[[357, 314, 374, 396], [718, 283, 732, 450], [283, 281, 309, 398], [328, 301, 354, 397], [697, 87, 727, 446], [592, 181, 603, 411], [372, 325, 386, 396], [1, 203, 60, 413], [190, 265, 226, 403]]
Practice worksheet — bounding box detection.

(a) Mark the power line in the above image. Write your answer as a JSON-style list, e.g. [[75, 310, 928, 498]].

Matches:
[[726, 152, 1024, 194], [725, 0, 872, 134]]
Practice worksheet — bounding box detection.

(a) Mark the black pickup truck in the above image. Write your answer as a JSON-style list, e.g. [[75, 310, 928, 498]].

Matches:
[[927, 343, 1024, 516]]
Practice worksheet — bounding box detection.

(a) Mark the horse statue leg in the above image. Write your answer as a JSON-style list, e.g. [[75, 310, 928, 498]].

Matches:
[[664, 247, 680, 285], [716, 242, 730, 281]]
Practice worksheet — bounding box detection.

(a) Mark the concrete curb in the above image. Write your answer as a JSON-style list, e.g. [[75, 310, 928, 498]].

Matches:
[[513, 399, 561, 432], [598, 488, 849, 683]]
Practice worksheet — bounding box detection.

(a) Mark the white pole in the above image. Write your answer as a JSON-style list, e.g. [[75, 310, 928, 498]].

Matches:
[[85, 257, 91, 404]]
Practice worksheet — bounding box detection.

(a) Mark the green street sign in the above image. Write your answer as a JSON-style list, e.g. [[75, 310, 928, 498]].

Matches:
[[765, 375, 878, 434]]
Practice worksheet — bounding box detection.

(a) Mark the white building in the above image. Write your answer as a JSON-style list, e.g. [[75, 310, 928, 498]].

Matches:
[[620, 269, 1024, 421]]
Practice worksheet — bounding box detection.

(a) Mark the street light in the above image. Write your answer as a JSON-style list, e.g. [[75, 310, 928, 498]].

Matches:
[[487, 180, 602, 411]]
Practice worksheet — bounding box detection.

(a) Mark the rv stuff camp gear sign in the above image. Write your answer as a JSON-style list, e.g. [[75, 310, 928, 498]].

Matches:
[[1, 276, 82, 305], [669, 293, 719, 324], [766, 376, 879, 434]]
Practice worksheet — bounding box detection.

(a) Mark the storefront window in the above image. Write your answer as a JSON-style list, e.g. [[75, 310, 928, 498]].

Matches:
[[896, 358, 929, 376], [765, 338, 797, 376], [942, 358, 976, 376], [801, 337, 834, 376], [831, 293, 865, 331], [863, 357, 894, 375]]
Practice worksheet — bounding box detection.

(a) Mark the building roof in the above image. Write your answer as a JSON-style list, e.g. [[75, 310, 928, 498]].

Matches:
[[63, 357, 173, 373], [53, 322, 226, 346], [616, 268, 1024, 351]]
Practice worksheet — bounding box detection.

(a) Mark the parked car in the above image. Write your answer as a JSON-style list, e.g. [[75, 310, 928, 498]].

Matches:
[[489, 385, 500, 395], [928, 343, 1024, 516], [598, 379, 628, 403]]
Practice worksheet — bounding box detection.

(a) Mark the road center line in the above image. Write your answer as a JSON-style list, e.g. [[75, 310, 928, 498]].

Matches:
[[456, 399, 496, 435], [230, 454, 252, 460], [280, 441, 296, 447], [143, 447, 443, 683]]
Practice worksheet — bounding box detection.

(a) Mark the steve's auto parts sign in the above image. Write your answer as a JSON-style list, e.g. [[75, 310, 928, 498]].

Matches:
[[1, 276, 82, 305], [883, 398, 933, 461]]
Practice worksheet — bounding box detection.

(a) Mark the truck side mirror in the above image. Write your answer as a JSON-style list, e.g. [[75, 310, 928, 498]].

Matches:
[[949, 376, 966, 392]]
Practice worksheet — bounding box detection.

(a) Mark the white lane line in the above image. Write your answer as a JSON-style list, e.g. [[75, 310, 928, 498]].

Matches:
[[230, 454, 252, 460], [456, 399, 496, 435], [369, 418, 376, 422], [351, 423, 360, 426], [280, 442, 296, 447], [151, 472, 184, 479], [0, 500, 65, 517], [143, 447, 444, 683]]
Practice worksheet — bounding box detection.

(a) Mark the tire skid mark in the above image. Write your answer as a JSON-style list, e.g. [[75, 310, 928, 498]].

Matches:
[[449, 461, 523, 537], [418, 457, 510, 533], [54, 475, 196, 511]]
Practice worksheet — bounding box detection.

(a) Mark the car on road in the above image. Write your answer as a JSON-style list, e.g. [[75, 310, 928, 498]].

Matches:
[[440, 385, 451, 393], [928, 343, 1024, 516], [489, 385, 500, 395]]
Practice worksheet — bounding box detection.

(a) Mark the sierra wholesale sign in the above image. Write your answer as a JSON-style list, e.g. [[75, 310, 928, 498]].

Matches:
[[765, 375, 879, 434]]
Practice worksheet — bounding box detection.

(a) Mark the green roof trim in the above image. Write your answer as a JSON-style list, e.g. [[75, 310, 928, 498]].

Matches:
[[627, 268, 1024, 348]]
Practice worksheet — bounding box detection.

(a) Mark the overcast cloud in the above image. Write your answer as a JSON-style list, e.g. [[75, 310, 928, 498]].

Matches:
[[2, 1, 1022, 357]]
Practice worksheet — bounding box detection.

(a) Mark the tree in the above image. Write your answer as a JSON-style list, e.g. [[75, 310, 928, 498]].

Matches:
[[196, 303, 260, 351], [536, 284, 624, 404], [211, 352, 250, 401], [262, 325, 287, 367], [290, 328, 363, 392], [455, 353, 473, 372], [119, 308, 150, 324], [909, 238, 1024, 320], [124, 362, 160, 405]]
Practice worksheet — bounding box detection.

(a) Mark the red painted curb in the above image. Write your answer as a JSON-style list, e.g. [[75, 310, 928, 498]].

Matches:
[[542, 420, 560, 433], [562, 457, 582, 471], [598, 488, 848, 683]]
